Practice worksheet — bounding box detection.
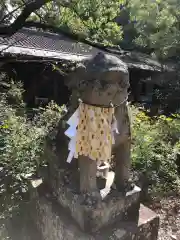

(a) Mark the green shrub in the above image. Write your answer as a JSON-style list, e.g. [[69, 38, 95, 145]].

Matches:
[[131, 106, 180, 195], [0, 81, 65, 217]]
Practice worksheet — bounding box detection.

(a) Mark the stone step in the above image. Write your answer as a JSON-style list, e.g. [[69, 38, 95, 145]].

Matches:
[[30, 194, 159, 240]]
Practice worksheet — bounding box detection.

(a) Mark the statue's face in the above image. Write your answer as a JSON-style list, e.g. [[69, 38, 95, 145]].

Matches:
[[77, 71, 129, 106], [67, 53, 129, 106]]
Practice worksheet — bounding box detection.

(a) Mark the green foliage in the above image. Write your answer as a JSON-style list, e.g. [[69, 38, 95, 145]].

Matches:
[[128, 0, 180, 59], [6, 0, 124, 46], [154, 73, 180, 113], [0, 80, 65, 211], [34, 0, 124, 45], [131, 106, 180, 195]]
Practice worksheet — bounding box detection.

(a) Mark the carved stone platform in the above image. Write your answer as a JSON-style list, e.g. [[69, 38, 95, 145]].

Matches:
[[30, 191, 159, 240], [46, 171, 140, 233], [53, 183, 141, 233], [29, 177, 159, 240]]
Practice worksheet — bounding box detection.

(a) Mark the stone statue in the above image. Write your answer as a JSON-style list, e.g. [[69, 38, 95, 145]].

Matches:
[[65, 52, 132, 197]]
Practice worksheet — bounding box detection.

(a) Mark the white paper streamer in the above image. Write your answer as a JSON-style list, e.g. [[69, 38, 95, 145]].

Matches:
[[112, 117, 119, 134], [65, 108, 79, 163], [66, 151, 75, 163], [111, 117, 119, 145], [64, 125, 77, 139], [67, 108, 79, 127]]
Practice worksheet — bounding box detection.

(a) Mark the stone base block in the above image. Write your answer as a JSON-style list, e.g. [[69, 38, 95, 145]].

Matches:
[[31, 195, 159, 240], [49, 177, 141, 233]]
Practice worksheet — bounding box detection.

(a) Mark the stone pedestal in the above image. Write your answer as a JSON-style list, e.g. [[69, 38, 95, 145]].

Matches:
[[29, 176, 159, 240], [52, 183, 140, 233]]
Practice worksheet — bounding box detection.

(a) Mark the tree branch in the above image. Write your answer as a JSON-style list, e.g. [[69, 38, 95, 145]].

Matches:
[[0, 2, 27, 24], [0, 0, 53, 35], [22, 0, 44, 24]]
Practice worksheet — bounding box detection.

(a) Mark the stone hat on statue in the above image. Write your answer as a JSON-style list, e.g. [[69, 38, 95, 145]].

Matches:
[[84, 52, 128, 74], [67, 52, 129, 90]]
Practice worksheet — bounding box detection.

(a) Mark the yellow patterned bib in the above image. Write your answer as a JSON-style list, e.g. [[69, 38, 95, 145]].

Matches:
[[74, 103, 114, 162]]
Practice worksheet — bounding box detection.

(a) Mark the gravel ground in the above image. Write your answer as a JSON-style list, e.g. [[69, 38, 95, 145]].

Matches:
[[149, 196, 180, 240]]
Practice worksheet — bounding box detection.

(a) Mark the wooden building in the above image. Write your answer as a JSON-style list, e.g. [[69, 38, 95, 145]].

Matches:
[[0, 26, 176, 109]]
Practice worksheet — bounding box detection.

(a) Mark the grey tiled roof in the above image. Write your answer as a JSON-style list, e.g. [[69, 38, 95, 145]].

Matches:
[[0, 27, 175, 71], [0, 27, 98, 58]]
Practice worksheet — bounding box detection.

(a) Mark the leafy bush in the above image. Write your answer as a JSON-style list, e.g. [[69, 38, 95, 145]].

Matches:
[[0, 80, 65, 217], [131, 106, 180, 195]]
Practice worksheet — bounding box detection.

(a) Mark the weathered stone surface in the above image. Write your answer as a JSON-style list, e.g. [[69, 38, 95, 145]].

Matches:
[[31, 193, 159, 240], [48, 174, 141, 233], [66, 52, 132, 194]]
